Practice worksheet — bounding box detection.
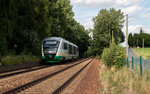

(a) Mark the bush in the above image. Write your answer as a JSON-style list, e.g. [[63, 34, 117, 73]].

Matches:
[[101, 42, 125, 69], [1, 54, 41, 65]]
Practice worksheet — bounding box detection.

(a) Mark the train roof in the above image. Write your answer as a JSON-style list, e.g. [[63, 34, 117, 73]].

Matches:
[[44, 37, 62, 41], [43, 37, 78, 47]]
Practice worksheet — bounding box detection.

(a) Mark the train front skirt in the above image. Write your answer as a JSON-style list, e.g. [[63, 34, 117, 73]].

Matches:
[[42, 55, 62, 63]]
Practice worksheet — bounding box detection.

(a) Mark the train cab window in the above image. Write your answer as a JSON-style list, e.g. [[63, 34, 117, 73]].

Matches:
[[43, 40, 59, 48], [69, 45, 72, 54], [61, 42, 64, 49], [64, 43, 67, 50]]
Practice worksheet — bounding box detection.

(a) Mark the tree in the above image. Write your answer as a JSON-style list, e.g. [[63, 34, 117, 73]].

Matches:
[[0, 0, 90, 57], [49, 0, 74, 38], [132, 32, 150, 47], [0, 0, 52, 55], [90, 8, 125, 56], [128, 33, 133, 47]]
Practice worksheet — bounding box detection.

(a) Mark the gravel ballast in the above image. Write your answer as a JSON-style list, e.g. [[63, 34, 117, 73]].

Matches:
[[0, 60, 85, 93], [72, 59, 100, 94], [18, 59, 92, 94], [0, 58, 101, 94]]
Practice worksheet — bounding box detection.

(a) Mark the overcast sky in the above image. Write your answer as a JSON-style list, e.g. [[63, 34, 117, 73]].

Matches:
[[70, 0, 150, 47]]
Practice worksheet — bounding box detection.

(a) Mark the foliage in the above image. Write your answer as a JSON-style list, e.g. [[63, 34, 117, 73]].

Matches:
[[1, 54, 40, 65], [89, 8, 125, 56], [128, 33, 133, 47], [128, 31, 150, 47], [0, 0, 51, 55], [0, 0, 90, 59], [101, 42, 125, 69]]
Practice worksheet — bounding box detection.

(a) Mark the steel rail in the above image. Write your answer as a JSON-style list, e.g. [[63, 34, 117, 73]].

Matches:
[[0, 65, 50, 79], [52, 58, 94, 94], [0, 63, 42, 74], [0, 59, 82, 79], [3, 58, 90, 94]]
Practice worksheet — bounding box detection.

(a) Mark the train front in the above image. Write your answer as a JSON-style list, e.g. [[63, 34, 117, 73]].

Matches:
[[42, 39, 60, 63]]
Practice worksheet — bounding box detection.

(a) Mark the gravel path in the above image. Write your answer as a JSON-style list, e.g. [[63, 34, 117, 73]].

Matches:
[[128, 48, 138, 61], [72, 59, 100, 94]]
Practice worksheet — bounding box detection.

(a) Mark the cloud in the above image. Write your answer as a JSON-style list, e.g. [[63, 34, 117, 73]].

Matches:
[[140, 13, 150, 19], [123, 24, 144, 35], [71, 0, 143, 8], [122, 24, 150, 35], [121, 5, 143, 15], [128, 25, 142, 33], [80, 18, 94, 29], [71, 0, 111, 7], [115, 0, 143, 7], [71, 0, 144, 18], [142, 25, 150, 34], [71, 0, 149, 32]]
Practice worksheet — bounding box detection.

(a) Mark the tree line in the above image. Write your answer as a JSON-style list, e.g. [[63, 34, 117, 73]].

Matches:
[[128, 29, 150, 47], [0, 0, 89, 57]]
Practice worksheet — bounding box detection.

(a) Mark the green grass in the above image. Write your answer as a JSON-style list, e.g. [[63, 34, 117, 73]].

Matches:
[[133, 48, 150, 59], [0, 54, 41, 66]]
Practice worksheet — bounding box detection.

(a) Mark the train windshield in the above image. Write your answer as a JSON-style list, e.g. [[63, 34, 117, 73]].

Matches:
[[43, 40, 59, 48]]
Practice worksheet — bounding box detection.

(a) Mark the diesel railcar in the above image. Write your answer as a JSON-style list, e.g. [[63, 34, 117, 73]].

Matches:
[[42, 37, 79, 63]]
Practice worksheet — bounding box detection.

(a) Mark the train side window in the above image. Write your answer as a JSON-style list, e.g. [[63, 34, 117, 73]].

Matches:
[[77, 48, 79, 52], [69, 45, 72, 54], [64, 43, 67, 50], [73, 47, 76, 54], [72, 46, 74, 54], [75, 47, 77, 54], [71, 45, 72, 54]]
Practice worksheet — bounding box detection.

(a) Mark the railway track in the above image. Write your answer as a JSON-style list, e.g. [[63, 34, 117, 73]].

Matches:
[[2, 58, 93, 94], [0, 62, 42, 74], [0, 65, 50, 79], [0, 59, 82, 79], [52, 58, 94, 94]]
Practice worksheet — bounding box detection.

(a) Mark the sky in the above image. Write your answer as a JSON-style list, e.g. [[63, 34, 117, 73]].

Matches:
[[70, 0, 150, 47]]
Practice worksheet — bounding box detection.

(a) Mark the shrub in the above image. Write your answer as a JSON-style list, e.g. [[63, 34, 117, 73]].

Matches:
[[101, 42, 125, 69], [1, 54, 41, 65]]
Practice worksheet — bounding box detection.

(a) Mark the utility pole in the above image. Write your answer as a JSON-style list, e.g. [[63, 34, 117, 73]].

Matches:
[[143, 38, 144, 55], [126, 14, 128, 58], [109, 30, 111, 44], [112, 30, 114, 42], [137, 39, 138, 47]]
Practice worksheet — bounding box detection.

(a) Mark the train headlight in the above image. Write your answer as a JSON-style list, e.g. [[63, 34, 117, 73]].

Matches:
[[48, 51, 52, 53], [48, 50, 57, 53]]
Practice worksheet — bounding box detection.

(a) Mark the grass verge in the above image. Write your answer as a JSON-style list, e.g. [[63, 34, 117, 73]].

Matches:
[[132, 48, 150, 59], [0, 54, 41, 66], [99, 63, 150, 94]]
